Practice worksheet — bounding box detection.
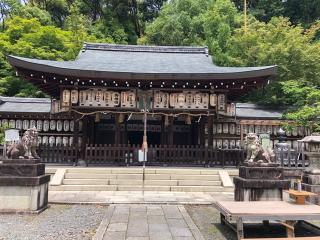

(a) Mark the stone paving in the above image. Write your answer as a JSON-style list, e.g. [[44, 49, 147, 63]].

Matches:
[[49, 191, 233, 205], [93, 204, 204, 240]]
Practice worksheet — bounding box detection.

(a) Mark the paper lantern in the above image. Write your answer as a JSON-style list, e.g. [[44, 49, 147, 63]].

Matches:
[[61, 89, 70, 107], [43, 120, 49, 132], [71, 90, 79, 104], [210, 94, 217, 107]]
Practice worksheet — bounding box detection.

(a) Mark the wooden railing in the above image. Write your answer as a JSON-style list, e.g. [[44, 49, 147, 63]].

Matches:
[[85, 144, 246, 167], [38, 144, 79, 165]]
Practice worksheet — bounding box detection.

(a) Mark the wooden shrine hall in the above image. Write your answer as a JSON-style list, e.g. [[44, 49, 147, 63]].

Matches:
[[5, 43, 280, 166]]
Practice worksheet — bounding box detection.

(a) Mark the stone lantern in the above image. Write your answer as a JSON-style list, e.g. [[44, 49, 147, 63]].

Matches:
[[299, 134, 320, 203]]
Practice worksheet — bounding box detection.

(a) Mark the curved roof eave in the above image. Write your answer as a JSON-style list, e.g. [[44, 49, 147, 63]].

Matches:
[[8, 55, 277, 80]]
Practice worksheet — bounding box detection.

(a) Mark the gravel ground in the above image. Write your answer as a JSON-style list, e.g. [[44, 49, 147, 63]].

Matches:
[[0, 204, 106, 240], [186, 205, 320, 240]]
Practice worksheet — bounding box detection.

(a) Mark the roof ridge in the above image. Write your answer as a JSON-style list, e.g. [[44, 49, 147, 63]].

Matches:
[[83, 43, 208, 54], [0, 96, 51, 103]]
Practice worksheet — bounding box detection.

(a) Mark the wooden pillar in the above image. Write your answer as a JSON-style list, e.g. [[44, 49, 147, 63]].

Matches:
[[161, 116, 166, 145], [207, 115, 213, 148], [199, 117, 206, 146], [168, 116, 174, 145], [114, 113, 120, 145]]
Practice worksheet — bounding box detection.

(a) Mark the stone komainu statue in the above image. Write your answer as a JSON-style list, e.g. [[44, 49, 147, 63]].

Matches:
[[244, 132, 275, 165], [7, 127, 40, 159]]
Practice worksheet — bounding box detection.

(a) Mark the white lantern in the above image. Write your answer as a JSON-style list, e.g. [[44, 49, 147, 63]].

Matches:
[[9, 120, 15, 128], [36, 120, 43, 131], [49, 136, 55, 146], [56, 136, 62, 146], [112, 92, 120, 106], [63, 120, 69, 132], [22, 120, 29, 130], [69, 121, 75, 132], [177, 93, 185, 108], [56, 120, 63, 132], [16, 120, 22, 130], [42, 136, 48, 145], [62, 137, 69, 146], [30, 120, 36, 128], [223, 123, 229, 133], [50, 120, 56, 131], [43, 120, 49, 132]]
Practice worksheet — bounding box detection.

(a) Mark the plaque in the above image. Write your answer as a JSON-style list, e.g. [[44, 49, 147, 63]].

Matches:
[[71, 90, 79, 104], [217, 94, 226, 112], [61, 89, 71, 107], [210, 94, 217, 107], [259, 133, 271, 148], [5, 129, 19, 142]]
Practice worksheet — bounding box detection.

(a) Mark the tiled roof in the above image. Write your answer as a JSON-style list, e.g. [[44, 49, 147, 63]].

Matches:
[[7, 43, 277, 80], [0, 96, 51, 113], [236, 103, 283, 119]]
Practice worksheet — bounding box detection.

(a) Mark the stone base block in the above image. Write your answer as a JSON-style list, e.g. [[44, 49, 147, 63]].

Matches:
[[234, 177, 290, 201], [298, 182, 320, 205], [0, 182, 48, 213]]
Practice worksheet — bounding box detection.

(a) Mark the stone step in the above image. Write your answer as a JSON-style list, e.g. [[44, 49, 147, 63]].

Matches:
[[63, 179, 110, 185], [145, 169, 219, 175], [170, 175, 220, 181], [50, 184, 224, 192], [66, 168, 143, 174], [170, 186, 224, 192], [50, 184, 117, 191], [64, 173, 142, 180], [177, 180, 221, 186]]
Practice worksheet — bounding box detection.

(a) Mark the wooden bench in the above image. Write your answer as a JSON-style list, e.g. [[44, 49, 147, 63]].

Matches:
[[243, 237, 320, 240], [214, 201, 320, 240]]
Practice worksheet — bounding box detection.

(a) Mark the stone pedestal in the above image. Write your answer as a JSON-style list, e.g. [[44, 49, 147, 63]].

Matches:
[[0, 159, 50, 213], [300, 170, 320, 204], [234, 165, 290, 201]]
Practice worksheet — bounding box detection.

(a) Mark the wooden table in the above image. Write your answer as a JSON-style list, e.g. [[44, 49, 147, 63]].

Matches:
[[213, 201, 320, 240], [284, 190, 317, 204]]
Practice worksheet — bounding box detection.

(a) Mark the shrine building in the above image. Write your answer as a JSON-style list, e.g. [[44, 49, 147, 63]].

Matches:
[[1, 43, 304, 166]]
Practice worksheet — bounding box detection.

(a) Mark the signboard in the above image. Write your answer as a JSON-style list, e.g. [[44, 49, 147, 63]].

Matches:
[[259, 133, 271, 149], [138, 150, 147, 162], [5, 129, 20, 142]]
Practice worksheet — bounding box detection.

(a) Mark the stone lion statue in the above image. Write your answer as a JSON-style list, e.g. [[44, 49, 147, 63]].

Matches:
[[7, 127, 40, 159], [244, 132, 275, 165]]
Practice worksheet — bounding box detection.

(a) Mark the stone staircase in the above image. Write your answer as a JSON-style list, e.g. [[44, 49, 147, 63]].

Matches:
[[49, 167, 236, 192]]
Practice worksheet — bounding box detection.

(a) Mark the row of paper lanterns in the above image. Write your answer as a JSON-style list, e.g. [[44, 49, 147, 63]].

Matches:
[[0, 119, 83, 132]]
